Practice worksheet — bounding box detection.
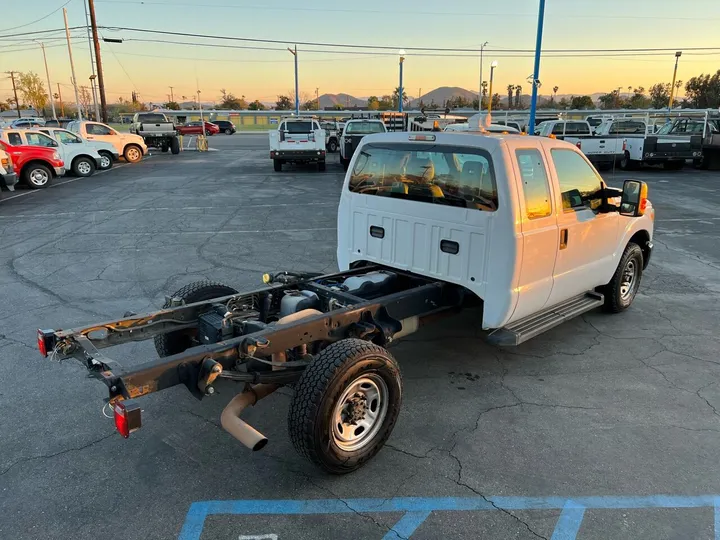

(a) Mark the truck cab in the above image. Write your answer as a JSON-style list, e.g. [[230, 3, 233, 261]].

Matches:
[[67, 121, 148, 164], [269, 117, 326, 172], [339, 119, 387, 171], [337, 131, 654, 336]]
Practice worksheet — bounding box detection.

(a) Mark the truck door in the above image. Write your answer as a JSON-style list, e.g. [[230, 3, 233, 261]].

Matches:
[[510, 148, 559, 320], [544, 148, 619, 306]]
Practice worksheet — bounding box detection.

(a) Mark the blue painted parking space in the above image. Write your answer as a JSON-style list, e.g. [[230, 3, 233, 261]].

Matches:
[[179, 495, 720, 540]]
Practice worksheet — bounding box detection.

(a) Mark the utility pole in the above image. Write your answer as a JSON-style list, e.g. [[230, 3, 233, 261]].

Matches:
[[287, 45, 299, 116], [169, 86, 174, 102], [57, 83, 65, 117], [35, 42, 57, 120], [316, 87, 319, 110], [83, 0, 100, 121], [668, 51, 682, 110], [87, 0, 108, 122], [7, 71, 21, 118], [63, 8, 82, 121]]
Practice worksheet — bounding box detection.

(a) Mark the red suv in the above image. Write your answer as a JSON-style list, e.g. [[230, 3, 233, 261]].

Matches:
[[0, 140, 65, 189]]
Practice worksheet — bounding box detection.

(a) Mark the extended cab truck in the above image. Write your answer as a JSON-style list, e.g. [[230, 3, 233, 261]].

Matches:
[[269, 117, 326, 172], [1, 129, 103, 178], [68, 121, 148, 164], [339, 119, 387, 171], [537, 120, 626, 170], [0, 140, 64, 189], [38, 132, 653, 474], [130, 112, 180, 154], [0, 145, 18, 194]]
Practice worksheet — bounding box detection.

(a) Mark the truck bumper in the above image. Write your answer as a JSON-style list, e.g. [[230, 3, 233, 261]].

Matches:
[[270, 149, 325, 161], [54, 166, 66, 176], [0, 171, 18, 191], [642, 151, 694, 162]]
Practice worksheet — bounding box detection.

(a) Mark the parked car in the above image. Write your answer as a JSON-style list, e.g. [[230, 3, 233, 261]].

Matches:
[[10, 117, 45, 128], [67, 121, 148, 163], [176, 121, 220, 136], [1, 129, 104, 177], [0, 145, 18, 194], [212, 120, 236, 135], [39, 127, 119, 170], [129, 112, 180, 153], [0, 140, 65, 189]]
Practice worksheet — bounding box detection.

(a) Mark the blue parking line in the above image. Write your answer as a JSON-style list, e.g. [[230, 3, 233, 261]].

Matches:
[[550, 501, 585, 540], [179, 495, 720, 540]]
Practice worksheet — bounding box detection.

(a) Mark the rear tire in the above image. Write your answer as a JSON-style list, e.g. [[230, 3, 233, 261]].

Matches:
[[170, 136, 180, 154], [23, 163, 52, 189], [154, 281, 239, 357], [273, 159, 282, 172], [72, 156, 96, 177], [318, 160, 326, 172], [288, 339, 402, 474], [225, 128, 233, 135], [620, 151, 637, 170], [123, 144, 143, 163], [328, 139, 338, 153], [602, 242, 643, 313], [161, 143, 169, 153]]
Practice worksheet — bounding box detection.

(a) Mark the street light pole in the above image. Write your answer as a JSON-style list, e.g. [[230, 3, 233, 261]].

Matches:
[[487, 61, 498, 115], [35, 42, 57, 121], [287, 46, 299, 116], [63, 7, 83, 121], [398, 50, 406, 113], [668, 51, 682, 110], [479, 41, 488, 111], [528, 0, 546, 135]]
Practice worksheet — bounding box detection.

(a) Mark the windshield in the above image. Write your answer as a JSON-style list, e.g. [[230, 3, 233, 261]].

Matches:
[[348, 143, 497, 211], [345, 122, 386, 135]]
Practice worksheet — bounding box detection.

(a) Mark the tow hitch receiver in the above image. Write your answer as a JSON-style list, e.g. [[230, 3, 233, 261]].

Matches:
[[114, 400, 142, 438]]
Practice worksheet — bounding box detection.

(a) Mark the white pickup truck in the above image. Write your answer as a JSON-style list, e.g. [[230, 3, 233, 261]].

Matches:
[[537, 119, 626, 170], [269, 117, 326, 172], [42, 130, 654, 474]]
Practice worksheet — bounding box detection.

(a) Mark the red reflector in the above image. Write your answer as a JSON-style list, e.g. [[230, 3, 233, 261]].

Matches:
[[113, 400, 142, 438], [37, 329, 47, 357], [576, 141, 582, 149]]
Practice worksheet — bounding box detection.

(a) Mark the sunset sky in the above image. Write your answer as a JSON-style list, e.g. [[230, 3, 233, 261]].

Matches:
[[2, 0, 719, 106]]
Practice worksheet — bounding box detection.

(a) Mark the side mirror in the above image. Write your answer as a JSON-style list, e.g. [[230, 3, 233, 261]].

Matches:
[[620, 179, 648, 217]]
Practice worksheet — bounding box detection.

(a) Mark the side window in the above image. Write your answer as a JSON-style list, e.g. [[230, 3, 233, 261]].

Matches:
[[516, 149, 552, 219], [574, 123, 590, 135], [8, 133, 23, 145], [87, 123, 112, 135], [57, 131, 81, 144], [550, 149, 603, 212], [551, 123, 565, 135], [26, 133, 56, 147]]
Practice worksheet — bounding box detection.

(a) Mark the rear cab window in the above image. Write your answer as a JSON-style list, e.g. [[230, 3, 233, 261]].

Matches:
[[138, 114, 167, 123], [283, 121, 313, 134], [550, 149, 603, 212], [348, 143, 498, 211], [345, 122, 386, 135]]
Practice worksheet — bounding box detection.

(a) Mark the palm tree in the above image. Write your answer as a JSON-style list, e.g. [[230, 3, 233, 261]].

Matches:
[[552, 86, 559, 103], [507, 84, 514, 109], [514, 85, 522, 109]]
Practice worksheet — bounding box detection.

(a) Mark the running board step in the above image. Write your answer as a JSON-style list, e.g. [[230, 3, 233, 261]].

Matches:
[[487, 292, 605, 347]]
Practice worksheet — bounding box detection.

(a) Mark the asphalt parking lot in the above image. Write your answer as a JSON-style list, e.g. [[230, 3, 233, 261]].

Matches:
[[1, 134, 720, 540]]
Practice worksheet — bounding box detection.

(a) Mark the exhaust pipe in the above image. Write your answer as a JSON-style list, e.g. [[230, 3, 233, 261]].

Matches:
[[220, 383, 279, 451]]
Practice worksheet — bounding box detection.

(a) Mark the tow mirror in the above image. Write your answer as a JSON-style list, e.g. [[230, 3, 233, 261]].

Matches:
[[620, 179, 648, 217]]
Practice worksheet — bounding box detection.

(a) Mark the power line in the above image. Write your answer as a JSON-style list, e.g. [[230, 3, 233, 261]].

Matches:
[[0, 26, 85, 40], [100, 25, 720, 54], [0, 0, 76, 33]]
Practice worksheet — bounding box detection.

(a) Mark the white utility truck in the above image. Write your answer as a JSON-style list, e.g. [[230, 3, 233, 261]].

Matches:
[[537, 119, 627, 170], [40, 130, 654, 474], [269, 117, 326, 171]]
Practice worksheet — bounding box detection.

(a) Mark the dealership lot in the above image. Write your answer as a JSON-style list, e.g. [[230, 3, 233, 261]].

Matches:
[[1, 135, 720, 540]]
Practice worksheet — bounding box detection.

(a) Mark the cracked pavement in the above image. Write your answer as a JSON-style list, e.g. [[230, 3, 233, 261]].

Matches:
[[1, 136, 719, 540]]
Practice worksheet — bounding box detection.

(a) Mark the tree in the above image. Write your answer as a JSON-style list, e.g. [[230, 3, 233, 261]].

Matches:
[[491, 93, 501, 110], [570, 95, 594, 109], [648, 83, 671, 109], [378, 95, 394, 111], [275, 95, 293, 110], [598, 91, 619, 110], [17, 71, 47, 113], [164, 101, 180, 110], [301, 98, 318, 111], [514, 85, 522, 109], [78, 86, 92, 118], [552, 86, 559, 104], [684, 70, 720, 109], [218, 89, 247, 109], [248, 100, 266, 110], [627, 87, 650, 109], [507, 84, 514, 109], [367, 96, 380, 111], [558, 97, 570, 110], [392, 87, 408, 109]]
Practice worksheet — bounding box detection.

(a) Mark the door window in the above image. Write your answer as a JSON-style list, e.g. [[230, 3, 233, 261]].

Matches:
[[550, 149, 603, 212], [551, 123, 565, 135], [55, 130, 82, 144], [570, 122, 590, 135], [7, 133, 23, 145], [86, 123, 113, 135], [26, 132, 57, 147], [516, 149, 552, 219]]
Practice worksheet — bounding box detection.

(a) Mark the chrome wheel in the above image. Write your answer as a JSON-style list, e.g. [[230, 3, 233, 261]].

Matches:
[[29, 168, 49, 187], [99, 155, 111, 169], [77, 161, 92, 175], [332, 373, 388, 452], [620, 259, 638, 301]]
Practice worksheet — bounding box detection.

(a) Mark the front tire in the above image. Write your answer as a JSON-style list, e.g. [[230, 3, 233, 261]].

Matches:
[[288, 339, 402, 474], [602, 242, 643, 313], [23, 163, 52, 189], [153, 281, 238, 357], [225, 128, 233, 135], [170, 136, 180, 154], [72, 156, 96, 177], [98, 151, 114, 170], [124, 144, 143, 163], [273, 159, 282, 172]]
